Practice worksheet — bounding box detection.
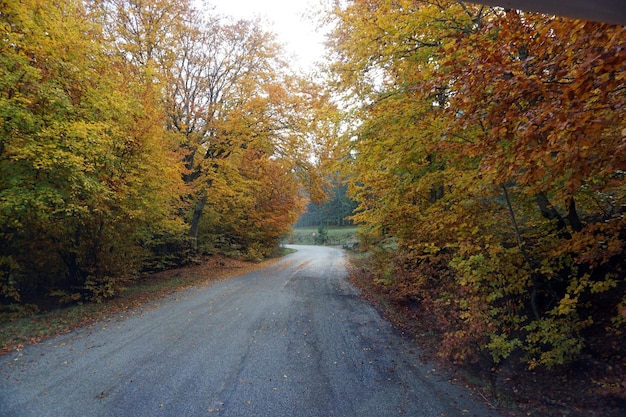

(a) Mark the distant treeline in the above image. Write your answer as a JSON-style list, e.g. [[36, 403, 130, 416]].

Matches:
[[296, 181, 358, 228]]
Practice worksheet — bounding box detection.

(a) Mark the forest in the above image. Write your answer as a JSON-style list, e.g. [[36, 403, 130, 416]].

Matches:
[[0, 0, 334, 307], [326, 0, 625, 372], [1, 0, 625, 379], [295, 176, 357, 227]]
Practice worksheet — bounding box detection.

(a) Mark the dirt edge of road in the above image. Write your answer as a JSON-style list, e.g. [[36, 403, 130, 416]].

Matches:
[[0, 254, 281, 356], [345, 254, 626, 417]]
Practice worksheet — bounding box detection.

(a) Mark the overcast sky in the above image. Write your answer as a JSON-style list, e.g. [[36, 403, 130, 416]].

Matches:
[[206, 0, 328, 71]]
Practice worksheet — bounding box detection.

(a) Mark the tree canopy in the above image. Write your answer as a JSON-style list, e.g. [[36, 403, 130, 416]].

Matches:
[[0, 0, 332, 305], [327, 0, 625, 369], [2, 0, 624, 373]]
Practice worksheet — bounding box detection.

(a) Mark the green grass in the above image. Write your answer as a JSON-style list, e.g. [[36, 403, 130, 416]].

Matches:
[[286, 226, 359, 246]]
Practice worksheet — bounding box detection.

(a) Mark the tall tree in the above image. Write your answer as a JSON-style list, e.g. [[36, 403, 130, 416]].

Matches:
[[90, 0, 330, 255], [437, 9, 626, 368], [171, 17, 288, 248], [327, 0, 625, 368], [0, 0, 186, 301]]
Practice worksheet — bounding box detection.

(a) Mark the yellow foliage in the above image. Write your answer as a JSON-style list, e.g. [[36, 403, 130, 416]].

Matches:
[[327, 1, 626, 369]]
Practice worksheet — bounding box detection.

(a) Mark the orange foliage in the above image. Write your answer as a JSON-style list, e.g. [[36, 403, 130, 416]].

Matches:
[[329, 1, 625, 368]]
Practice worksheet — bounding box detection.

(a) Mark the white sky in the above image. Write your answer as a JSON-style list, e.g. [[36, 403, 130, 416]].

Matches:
[[205, 0, 327, 71]]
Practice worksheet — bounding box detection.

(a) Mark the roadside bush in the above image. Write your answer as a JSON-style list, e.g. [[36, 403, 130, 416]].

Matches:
[[314, 226, 329, 245]]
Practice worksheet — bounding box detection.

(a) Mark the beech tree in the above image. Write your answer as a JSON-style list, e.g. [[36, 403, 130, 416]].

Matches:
[[0, 0, 333, 307], [97, 0, 329, 254], [168, 16, 288, 249], [327, 0, 625, 368], [0, 0, 185, 302], [439, 9, 626, 368], [191, 72, 333, 257]]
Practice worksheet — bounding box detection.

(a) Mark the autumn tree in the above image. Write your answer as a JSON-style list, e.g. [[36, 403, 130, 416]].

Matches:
[[191, 72, 333, 257], [327, 0, 625, 368], [439, 9, 626, 368], [89, 0, 191, 71], [0, 0, 186, 303], [169, 16, 288, 249], [89, 0, 331, 257], [155, 10, 332, 255]]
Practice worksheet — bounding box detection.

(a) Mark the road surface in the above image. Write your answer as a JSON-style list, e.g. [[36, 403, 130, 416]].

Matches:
[[0, 245, 501, 417]]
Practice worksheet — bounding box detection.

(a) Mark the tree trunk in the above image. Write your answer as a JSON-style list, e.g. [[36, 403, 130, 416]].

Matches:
[[189, 190, 208, 251], [566, 197, 583, 232], [503, 186, 540, 320], [536, 192, 567, 230]]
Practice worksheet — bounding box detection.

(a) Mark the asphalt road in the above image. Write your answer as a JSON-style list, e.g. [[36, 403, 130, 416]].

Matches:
[[0, 245, 501, 417]]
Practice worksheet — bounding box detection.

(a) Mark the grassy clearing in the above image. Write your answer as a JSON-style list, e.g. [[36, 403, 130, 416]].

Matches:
[[286, 226, 359, 246]]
